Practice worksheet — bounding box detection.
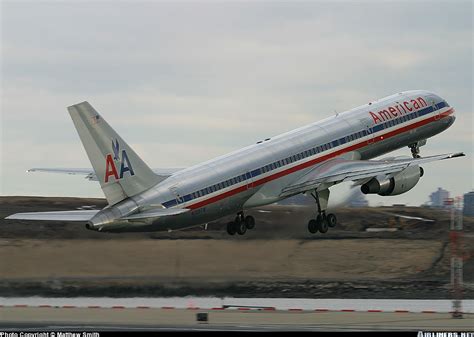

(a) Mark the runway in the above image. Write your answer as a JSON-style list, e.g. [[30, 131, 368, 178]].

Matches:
[[1, 297, 474, 313], [0, 307, 472, 331]]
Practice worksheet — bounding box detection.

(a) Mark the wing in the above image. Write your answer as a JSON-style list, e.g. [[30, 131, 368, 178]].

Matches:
[[27, 167, 184, 182], [280, 152, 465, 197], [5, 210, 100, 221]]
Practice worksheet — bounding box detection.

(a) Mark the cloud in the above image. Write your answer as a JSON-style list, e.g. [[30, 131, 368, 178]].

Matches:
[[1, 1, 472, 204]]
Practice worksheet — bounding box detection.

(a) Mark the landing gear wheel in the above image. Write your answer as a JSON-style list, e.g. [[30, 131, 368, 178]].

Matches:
[[317, 214, 329, 233], [236, 221, 247, 235], [327, 213, 337, 228], [226, 222, 236, 235], [244, 216, 255, 229], [308, 219, 318, 234]]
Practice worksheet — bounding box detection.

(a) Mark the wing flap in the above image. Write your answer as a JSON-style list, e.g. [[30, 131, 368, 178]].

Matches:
[[5, 210, 100, 221], [280, 152, 465, 197]]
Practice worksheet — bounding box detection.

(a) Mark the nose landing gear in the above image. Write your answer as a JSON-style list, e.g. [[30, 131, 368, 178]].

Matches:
[[409, 140, 427, 158]]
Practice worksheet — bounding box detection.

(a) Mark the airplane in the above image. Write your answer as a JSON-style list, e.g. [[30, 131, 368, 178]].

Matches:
[[6, 90, 464, 236]]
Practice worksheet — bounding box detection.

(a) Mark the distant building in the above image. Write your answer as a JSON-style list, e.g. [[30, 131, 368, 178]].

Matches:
[[347, 190, 369, 208], [463, 191, 474, 216], [429, 187, 450, 208]]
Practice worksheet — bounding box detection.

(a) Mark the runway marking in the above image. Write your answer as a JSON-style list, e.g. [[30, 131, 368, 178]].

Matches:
[[0, 304, 459, 314]]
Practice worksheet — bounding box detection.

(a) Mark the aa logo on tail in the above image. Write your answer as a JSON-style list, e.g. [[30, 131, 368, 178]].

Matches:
[[105, 139, 135, 183]]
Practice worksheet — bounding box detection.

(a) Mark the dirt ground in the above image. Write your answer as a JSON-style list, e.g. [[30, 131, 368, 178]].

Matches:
[[0, 196, 473, 298], [0, 239, 441, 280]]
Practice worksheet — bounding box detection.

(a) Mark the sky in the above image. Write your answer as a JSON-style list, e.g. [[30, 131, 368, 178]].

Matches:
[[1, 0, 473, 206]]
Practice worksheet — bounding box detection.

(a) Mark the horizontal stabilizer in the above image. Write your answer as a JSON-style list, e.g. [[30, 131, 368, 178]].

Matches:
[[121, 208, 190, 220], [5, 210, 99, 221], [27, 167, 184, 182]]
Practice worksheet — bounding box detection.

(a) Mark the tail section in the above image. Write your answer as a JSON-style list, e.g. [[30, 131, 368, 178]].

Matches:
[[68, 102, 160, 205]]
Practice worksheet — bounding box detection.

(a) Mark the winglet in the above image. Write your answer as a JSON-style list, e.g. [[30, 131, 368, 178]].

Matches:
[[449, 152, 465, 158]]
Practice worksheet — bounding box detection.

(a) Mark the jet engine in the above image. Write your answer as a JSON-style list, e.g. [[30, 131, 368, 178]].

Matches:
[[361, 165, 424, 196]]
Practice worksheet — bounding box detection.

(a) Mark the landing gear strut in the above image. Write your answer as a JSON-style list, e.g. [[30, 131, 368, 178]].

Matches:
[[409, 140, 426, 159], [307, 189, 337, 234], [409, 144, 421, 158], [226, 212, 255, 236]]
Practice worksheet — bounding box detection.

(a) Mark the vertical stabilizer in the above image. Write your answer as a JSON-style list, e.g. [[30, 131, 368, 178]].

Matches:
[[68, 102, 160, 205]]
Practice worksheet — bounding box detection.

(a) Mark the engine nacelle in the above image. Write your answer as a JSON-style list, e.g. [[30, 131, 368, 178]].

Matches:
[[361, 165, 423, 196]]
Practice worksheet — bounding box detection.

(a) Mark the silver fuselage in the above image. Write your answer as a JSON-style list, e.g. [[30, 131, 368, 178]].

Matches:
[[101, 90, 455, 232]]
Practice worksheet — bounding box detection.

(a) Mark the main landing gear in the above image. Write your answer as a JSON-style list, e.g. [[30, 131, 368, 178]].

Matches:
[[307, 189, 337, 235], [226, 212, 255, 236]]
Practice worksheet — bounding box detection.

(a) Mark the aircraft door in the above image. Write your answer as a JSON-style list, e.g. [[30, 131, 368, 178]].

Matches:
[[360, 119, 375, 145], [169, 185, 183, 205], [246, 170, 254, 190], [432, 99, 441, 121]]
